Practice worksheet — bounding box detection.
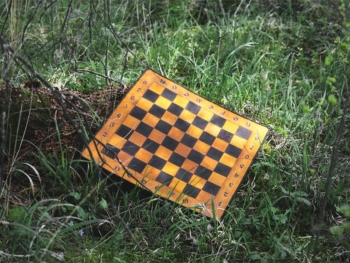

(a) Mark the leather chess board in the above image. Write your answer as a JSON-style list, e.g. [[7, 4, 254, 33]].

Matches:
[[82, 69, 269, 219]]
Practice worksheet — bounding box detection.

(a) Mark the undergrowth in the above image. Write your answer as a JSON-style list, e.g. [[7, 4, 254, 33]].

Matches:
[[0, 0, 349, 262]]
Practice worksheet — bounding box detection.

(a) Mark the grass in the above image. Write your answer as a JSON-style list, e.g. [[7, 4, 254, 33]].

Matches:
[[1, 0, 350, 262]]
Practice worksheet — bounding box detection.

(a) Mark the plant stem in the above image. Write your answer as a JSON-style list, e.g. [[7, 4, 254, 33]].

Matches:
[[311, 88, 350, 262], [0, 40, 11, 192]]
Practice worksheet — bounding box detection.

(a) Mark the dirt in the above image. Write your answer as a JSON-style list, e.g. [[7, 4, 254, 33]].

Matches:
[[0, 82, 129, 204]]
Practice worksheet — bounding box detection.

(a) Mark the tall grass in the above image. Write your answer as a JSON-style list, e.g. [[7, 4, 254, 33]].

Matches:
[[0, 0, 349, 262]]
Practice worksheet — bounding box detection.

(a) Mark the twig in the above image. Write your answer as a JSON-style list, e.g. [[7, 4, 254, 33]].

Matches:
[[0, 31, 146, 259], [89, 0, 147, 69], [0, 39, 11, 192], [0, 35, 102, 180], [20, 1, 42, 44], [0, 33, 146, 256], [75, 68, 125, 87], [105, 0, 111, 86], [60, 0, 73, 36]]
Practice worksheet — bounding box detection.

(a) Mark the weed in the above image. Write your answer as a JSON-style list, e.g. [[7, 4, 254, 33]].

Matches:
[[1, 0, 349, 262]]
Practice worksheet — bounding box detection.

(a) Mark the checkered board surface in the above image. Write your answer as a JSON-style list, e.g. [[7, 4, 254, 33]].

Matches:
[[82, 69, 269, 219]]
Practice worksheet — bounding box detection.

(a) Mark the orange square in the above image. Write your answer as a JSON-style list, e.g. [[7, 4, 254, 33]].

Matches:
[[137, 97, 154, 111], [193, 140, 211, 154], [219, 153, 237, 167], [212, 138, 229, 150], [200, 156, 218, 170], [181, 159, 198, 172], [179, 110, 196, 123], [124, 115, 141, 129], [197, 108, 213, 121], [149, 129, 166, 142], [204, 123, 221, 137], [189, 175, 205, 189], [175, 143, 192, 157], [208, 172, 226, 186], [168, 127, 185, 141], [196, 190, 213, 203], [186, 125, 203, 139], [169, 178, 187, 192], [134, 148, 153, 163], [173, 96, 188, 108], [129, 132, 147, 147], [163, 162, 180, 175], [149, 83, 164, 94], [143, 113, 159, 127], [155, 145, 173, 161], [163, 111, 178, 125], [156, 96, 172, 109]]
